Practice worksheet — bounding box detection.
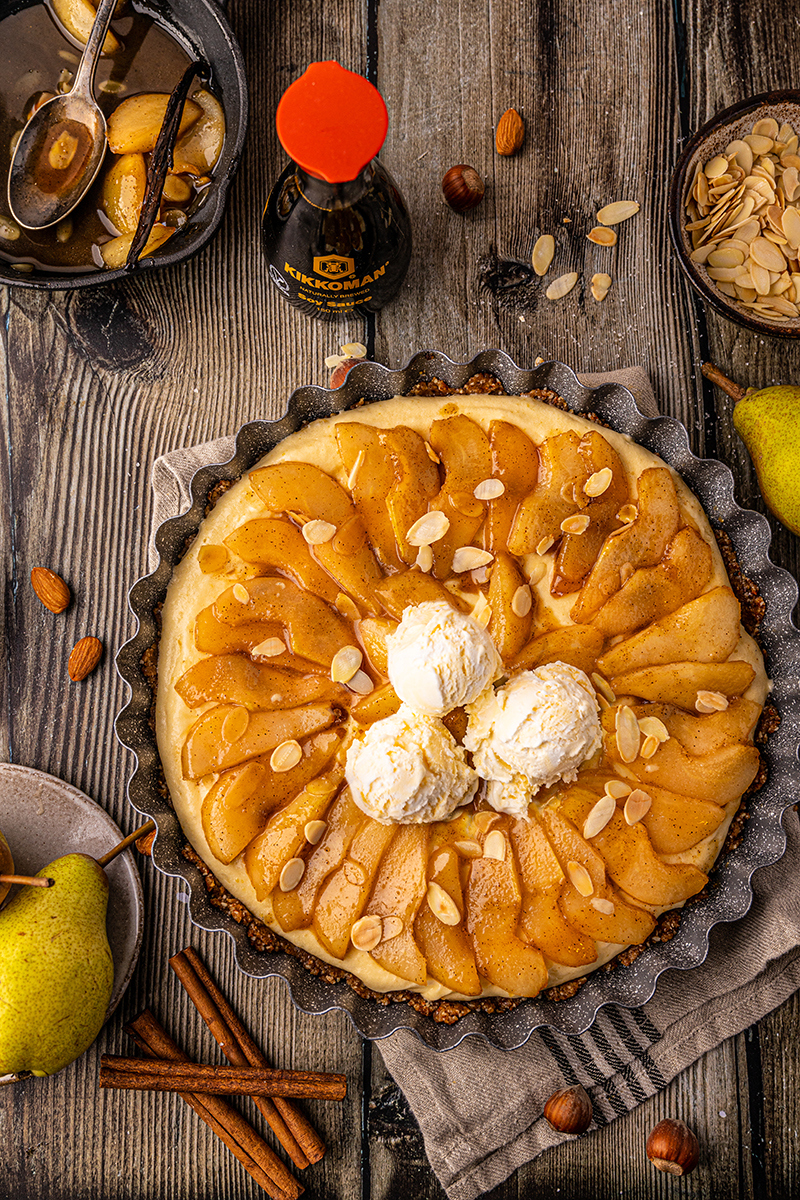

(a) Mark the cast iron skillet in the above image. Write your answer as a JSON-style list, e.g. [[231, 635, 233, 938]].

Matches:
[[0, 0, 247, 290]]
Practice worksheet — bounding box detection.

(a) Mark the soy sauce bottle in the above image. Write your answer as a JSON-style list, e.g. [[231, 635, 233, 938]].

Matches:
[[262, 61, 412, 318]]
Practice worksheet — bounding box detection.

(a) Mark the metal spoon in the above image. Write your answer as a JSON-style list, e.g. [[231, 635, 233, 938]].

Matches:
[[7, 0, 118, 230]]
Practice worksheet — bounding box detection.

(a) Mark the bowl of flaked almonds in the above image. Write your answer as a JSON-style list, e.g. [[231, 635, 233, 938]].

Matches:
[[669, 90, 800, 336]]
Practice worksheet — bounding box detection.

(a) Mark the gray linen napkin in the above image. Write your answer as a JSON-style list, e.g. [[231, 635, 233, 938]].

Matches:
[[151, 367, 800, 1200]]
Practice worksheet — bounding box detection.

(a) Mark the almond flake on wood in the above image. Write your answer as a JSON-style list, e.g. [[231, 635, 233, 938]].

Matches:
[[583, 794, 617, 838], [587, 225, 617, 246], [546, 272, 579, 300], [532, 234, 555, 275], [302, 519, 337, 545], [596, 200, 640, 225], [566, 860, 594, 897], [341, 342, 367, 357], [624, 789, 652, 825], [406, 510, 450, 546]]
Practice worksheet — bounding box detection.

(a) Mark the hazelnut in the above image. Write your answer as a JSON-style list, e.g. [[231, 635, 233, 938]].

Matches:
[[543, 1083, 593, 1134], [330, 357, 361, 388], [442, 164, 485, 212], [646, 1118, 700, 1176]]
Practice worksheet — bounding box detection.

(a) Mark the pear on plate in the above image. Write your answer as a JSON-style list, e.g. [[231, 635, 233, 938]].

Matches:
[[703, 362, 800, 535], [0, 853, 113, 1078]]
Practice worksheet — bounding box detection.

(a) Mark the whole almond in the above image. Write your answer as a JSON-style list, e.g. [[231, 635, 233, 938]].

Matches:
[[496, 108, 525, 156], [68, 636, 103, 682], [31, 567, 71, 614]]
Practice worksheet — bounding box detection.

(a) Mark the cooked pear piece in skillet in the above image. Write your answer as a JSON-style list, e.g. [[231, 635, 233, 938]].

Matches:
[[596, 586, 743, 676], [358, 616, 397, 676], [572, 467, 681, 623], [552, 432, 629, 596], [244, 766, 344, 900], [312, 820, 396, 959], [592, 527, 713, 637], [101, 153, 147, 235], [589, 810, 708, 905], [507, 431, 588, 556], [366, 825, 429, 986], [415, 843, 481, 996], [374, 569, 469, 620], [465, 828, 549, 996], [350, 683, 401, 726], [172, 89, 225, 174], [428, 416, 491, 578], [201, 728, 344, 863], [488, 553, 533, 660], [511, 814, 597, 967], [175, 653, 346, 710], [336, 423, 403, 571], [224, 518, 341, 604], [182, 702, 338, 779], [106, 93, 202, 154], [609, 660, 756, 710], [213, 577, 352, 666], [482, 420, 538, 553], [382, 426, 441, 565], [509, 625, 604, 676]]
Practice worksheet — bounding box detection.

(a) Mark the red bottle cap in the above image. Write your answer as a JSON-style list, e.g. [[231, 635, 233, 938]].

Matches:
[[276, 61, 389, 184]]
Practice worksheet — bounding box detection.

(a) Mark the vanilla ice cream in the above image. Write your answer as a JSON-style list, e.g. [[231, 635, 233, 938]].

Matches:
[[386, 601, 502, 717], [464, 662, 602, 817], [345, 704, 478, 824]]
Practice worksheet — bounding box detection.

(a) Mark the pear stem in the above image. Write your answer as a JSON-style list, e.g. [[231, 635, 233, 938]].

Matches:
[[701, 361, 746, 402], [97, 819, 156, 868], [0, 874, 54, 888]]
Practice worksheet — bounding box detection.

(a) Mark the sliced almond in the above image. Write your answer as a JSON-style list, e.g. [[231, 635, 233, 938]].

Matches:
[[452, 546, 494, 573], [511, 584, 532, 617], [416, 544, 434, 572], [592, 272, 612, 291], [566, 860, 594, 897], [483, 830, 507, 861], [584, 467, 613, 498], [596, 200, 640, 225], [222, 706, 249, 744], [473, 478, 505, 500], [615, 705, 641, 763], [279, 857, 305, 892], [591, 673, 616, 704], [591, 897, 615, 915], [587, 225, 617, 246], [307, 776, 338, 796], [348, 669, 374, 695], [341, 341, 367, 357], [561, 513, 591, 535], [453, 839, 483, 858], [476, 604, 492, 628], [335, 592, 361, 621], [637, 716, 669, 743], [616, 503, 638, 523], [270, 739, 303, 772], [605, 778, 632, 799], [331, 645, 363, 684], [640, 734, 660, 759], [527, 559, 547, 585], [750, 236, 787, 273], [381, 916, 404, 941], [532, 234, 555, 275], [252, 637, 286, 658], [623, 789, 652, 825], [696, 689, 729, 713], [427, 881, 461, 926], [351, 915, 382, 952], [304, 819, 327, 845], [232, 582, 250, 605], [546, 271, 579, 300], [406, 510, 450, 546], [302, 519, 337, 545], [583, 794, 616, 839]]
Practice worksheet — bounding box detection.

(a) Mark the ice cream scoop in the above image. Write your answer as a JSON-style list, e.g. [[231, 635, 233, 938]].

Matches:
[[386, 601, 501, 717], [464, 662, 602, 817], [345, 705, 478, 824]]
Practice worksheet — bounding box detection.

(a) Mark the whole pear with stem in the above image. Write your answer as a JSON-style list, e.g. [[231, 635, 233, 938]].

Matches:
[[702, 362, 800, 536]]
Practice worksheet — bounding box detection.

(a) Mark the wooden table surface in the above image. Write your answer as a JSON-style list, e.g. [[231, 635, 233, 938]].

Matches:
[[2, 0, 799, 1196]]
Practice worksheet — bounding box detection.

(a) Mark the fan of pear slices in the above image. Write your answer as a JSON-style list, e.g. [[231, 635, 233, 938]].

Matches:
[[156, 394, 768, 1003]]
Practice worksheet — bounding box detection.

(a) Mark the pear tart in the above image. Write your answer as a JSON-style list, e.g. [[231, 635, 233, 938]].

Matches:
[[157, 392, 768, 1005]]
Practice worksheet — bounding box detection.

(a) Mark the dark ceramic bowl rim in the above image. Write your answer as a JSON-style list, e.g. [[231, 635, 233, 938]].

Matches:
[[668, 89, 800, 337], [115, 350, 800, 1051], [0, 0, 247, 291]]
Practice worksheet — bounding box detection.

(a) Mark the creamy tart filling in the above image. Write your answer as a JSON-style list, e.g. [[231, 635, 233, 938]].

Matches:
[[156, 394, 769, 1002]]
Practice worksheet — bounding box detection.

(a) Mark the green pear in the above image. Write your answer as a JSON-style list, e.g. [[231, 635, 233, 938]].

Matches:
[[0, 854, 114, 1077], [702, 363, 800, 536]]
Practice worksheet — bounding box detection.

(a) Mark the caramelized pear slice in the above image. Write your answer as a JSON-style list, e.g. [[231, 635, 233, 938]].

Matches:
[[609, 660, 756, 711], [201, 729, 343, 863], [507, 431, 587, 556], [350, 683, 401, 726], [465, 831, 549, 997], [571, 467, 681, 623], [213, 577, 352, 666], [374, 569, 470, 620], [176, 654, 346, 710], [487, 553, 533, 661], [509, 625, 604, 676], [194, 607, 326, 672], [590, 810, 708, 905], [382, 426, 441, 564], [272, 787, 364, 932], [366, 825, 429, 985], [537, 805, 607, 895], [182, 702, 338, 779], [358, 616, 397, 676], [336, 423, 403, 571], [415, 843, 481, 996], [592, 527, 713, 637], [511, 815, 596, 967], [634, 784, 726, 855], [248, 462, 384, 613], [428, 416, 491, 578], [224, 518, 340, 604], [552, 432, 629, 595], [312, 820, 396, 959], [558, 885, 656, 945], [244, 766, 344, 901], [653, 698, 761, 753], [482, 420, 538, 553], [597, 587, 743, 676]]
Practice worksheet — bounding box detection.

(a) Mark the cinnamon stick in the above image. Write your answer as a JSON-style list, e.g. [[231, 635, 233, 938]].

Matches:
[[124, 1011, 302, 1200], [100, 1056, 347, 1101], [172, 947, 326, 1166]]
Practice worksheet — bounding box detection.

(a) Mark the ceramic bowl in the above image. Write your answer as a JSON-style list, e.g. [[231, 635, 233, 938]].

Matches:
[[115, 350, 800, 1050], [668, 90, 800, 336]]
